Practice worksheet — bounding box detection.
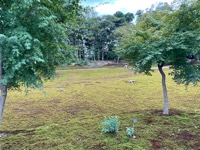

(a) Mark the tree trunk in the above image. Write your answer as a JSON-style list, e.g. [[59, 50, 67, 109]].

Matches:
[[0, 46, 7, 124], [98, 49, 100, 61], [101, 44, 105, 61], [158, 64, 169, 115], [0, 85, 7, 125], [102, 51, 104, 61], [93, 50, 96, 61], [117, 56, 120, 64]]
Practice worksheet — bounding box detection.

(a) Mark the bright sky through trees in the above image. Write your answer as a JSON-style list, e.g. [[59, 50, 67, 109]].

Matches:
[[82, 0, 174, 15]]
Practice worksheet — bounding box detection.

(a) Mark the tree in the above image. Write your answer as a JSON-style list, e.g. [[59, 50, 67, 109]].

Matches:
[[97, 15, 116, 61], [114, 11, 124, 18], [68, 9, 121, 61], [114, 11, 134, 26], [135, 10, 143, 20], [67, 6, 135, 62], [124, 12, 134, 23], [116, 0, 200, 114], [67, 6, 101, 61], [168, 0, 200, 85], [0, 0, 80, 124]]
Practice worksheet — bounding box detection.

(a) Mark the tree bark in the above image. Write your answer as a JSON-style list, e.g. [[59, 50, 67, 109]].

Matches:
[[158, 64, 169, 115], [93, 52, 96, 61], [117, 57, 120, 64], [98, 49, 100, 61], [102, 51, 104, 61], [0, 46, 7, 124], [101, 44, 105, 61], [0, 85, 7, 125]]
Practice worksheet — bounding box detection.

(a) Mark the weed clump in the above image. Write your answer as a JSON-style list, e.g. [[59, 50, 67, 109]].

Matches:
[[101, 116, 120, 133], [126, 118, 137, 138], [126, 127, 134, 137]]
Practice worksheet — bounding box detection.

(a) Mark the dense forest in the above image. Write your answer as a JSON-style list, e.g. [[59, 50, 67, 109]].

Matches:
[[66, 8, 134, 63], [65, 0, 199, 66]]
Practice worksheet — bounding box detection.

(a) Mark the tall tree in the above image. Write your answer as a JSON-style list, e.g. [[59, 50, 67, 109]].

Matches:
[[124, 12, 134, 23], [114, 11, 134, 26], [0, 0, 80, 124], [116, 0, 200, 114]]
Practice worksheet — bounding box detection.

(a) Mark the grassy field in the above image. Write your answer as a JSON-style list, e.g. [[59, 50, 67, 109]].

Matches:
[[0, 67, 199, 150]]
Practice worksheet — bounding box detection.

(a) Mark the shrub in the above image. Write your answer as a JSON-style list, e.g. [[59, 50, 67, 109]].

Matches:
[[101, 116, 120, 133], [74, 60, 88, 66]]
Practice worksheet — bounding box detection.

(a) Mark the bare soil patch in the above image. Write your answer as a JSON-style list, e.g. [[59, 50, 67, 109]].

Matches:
[[179, 131, 200, 141], [151, 109, 183, 116], [150, 139, 163, 150]]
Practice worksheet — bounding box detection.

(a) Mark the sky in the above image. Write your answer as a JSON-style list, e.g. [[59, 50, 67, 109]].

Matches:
[[81, 0, 174, 15]]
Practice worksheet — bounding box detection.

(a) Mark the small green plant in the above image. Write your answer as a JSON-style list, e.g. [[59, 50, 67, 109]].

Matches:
[[126, 118, 137, 138], [101, 116, 120, 133], [126, 127, 134, 137]]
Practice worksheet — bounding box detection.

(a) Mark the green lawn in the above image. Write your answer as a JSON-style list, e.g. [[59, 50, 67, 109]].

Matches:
[[0, 68, 199, 150]]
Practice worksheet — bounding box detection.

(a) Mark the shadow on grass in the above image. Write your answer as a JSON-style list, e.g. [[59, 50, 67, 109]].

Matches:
[[0, 129, 35, 136]]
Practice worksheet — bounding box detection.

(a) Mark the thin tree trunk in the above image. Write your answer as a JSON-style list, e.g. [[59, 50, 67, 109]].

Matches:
[[102, 51, 104, 61], [158, 64, 169, 115], [101, 44, 104, 61], [0, 46, 7, 124], [92, 43, 95, 61], [117, 56, 120, 64], [93, 51, 96, 61], [98, 49, 100, 61], [76, 50, 79, 61], [0, 85, 7, 125]]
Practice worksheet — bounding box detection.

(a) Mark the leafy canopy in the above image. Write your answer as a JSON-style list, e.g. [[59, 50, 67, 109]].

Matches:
[[116, 0, 200, 85], [0, 0, 80, 89]]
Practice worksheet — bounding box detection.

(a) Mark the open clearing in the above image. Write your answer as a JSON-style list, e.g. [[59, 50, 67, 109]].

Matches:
[[0, 67, 199, 150]]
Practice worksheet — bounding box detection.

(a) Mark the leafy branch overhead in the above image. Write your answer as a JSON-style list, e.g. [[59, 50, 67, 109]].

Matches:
[[0, 0, 80, 89], [117, 0, 200, 83], [0, 0, 81, 124]]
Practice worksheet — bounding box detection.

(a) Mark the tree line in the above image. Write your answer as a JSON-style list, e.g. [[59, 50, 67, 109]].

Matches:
[[67, 8, 134, 63]]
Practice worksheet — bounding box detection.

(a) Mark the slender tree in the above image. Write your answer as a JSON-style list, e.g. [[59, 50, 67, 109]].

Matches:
[[116, 0, 200, 114]]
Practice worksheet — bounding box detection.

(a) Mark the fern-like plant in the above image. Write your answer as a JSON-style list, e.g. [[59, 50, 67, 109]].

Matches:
[[126, 127, 134, 137], [126, 118, 137, 138], [101, 116, 120, 133]]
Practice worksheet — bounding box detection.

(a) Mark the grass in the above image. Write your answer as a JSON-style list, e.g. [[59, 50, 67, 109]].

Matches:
[[0, 67, 199, 150]]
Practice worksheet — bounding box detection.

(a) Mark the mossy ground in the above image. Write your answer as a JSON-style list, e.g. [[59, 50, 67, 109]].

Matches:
[[0, 67, 199, 150]]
